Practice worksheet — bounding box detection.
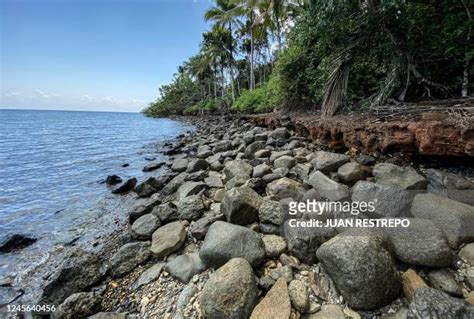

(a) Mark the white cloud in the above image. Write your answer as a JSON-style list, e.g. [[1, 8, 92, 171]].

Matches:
[[33, 89, 50, 99]]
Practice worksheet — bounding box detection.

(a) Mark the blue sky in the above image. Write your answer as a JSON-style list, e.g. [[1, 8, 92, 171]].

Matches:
[[0, 0, 212, 112]]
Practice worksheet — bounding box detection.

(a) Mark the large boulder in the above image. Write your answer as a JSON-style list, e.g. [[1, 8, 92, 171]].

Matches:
[[177, 195, 205, 221], [250, 278, 291, 319], [186, 159, 209, 173], [352, 181, 413, 217], [200, 221, 265, 268], [176, 181, 208, 200], [150, 221, 186, 257], [311, 151, 350, 174], [128, 194, 161, 223], [271, 127, 291, 140], [109, 242, 150, 278], [152, 202, 178, 223], [142, 161, 165, 172], [373, 163, 427, 190], [411, 193, 474, 248], [266, 177, 305, 200], [407, 287, 474, 318], [383, 218, 453, 267], [189, 213, 225, 240], [244, 141, 266, 159], [131, 213, 161, 239], [316, 234, 401, 310], [213, 140, 232, 153], [259, 197, 284, 226], [221, 187, 262, 225], [274, 156, 296, 170], [171, 158, 189, 172], [112, 177, 137, 194], [135, 177, 166, 198], [426, 168, 474, 205], [162, 173, 187, 195], [337, 162, 368, 185], [253, 163, 272, 178], [307, 171, 350, 201], [165, 253, 207, 283], [200, 258, 258, 319], [223, 160, 253, 182]]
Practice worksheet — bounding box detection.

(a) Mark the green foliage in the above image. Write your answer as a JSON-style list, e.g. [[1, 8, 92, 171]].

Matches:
[[233, 74, 282, 113], [184, 98, 224, 114]]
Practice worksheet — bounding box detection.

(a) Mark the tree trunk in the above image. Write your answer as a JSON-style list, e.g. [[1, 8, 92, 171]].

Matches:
[[221, 66, 225, 99], [461, 0, 471, 97], [228, 22, 235, 102], [250, 12, 255, 90]]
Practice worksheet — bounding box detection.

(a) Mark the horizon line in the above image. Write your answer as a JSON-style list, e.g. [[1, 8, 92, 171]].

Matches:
[[0, 107, 142, 114]]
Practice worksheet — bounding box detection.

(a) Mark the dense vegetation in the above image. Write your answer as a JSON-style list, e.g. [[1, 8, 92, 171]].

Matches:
[[143, 0, 473, 117]]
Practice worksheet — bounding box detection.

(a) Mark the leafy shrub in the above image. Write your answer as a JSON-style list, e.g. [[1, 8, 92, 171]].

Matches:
[[232, 74, 282, 113]]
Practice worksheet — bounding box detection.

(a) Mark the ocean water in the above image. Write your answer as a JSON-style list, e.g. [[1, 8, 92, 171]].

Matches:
[[0, 109, 192, 299]]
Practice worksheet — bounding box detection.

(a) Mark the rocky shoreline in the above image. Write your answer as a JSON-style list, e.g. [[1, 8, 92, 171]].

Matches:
[[5, 115, 474, 318]]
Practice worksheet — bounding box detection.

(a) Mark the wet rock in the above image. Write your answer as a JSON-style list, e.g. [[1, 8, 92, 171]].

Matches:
[[311, 151, 350, 174], [0, 286, 24, 307], [411, 193, 474, 248], [266, 177, 304, 200], [131, 214, 161, 239], [162, 173, 187, 195], [186, 159, 209, 173], [176, 181, 208, 200], [177, 195, 205, 221], [189, 213, 225, 240], [303, 305, 345, 319], [42, 250, 105, 305], [165, 253, 207, 283], [244, 141, 266, 159], [316, 234, 401, 310], [250, 278, 291, 319], [0, 234, 37, 253], [131, 262, 165, 290], [171, 158, 189, 172], [373, 163, 427, 190], [459, 243, 474, 265], [262, 234, 287, 258], [221, 187, 262, 225], [352, 181, 413, 217], [150, 221, 186, 257], [105, 175, 122, 185], [223, 160, 253, 182], [151, 202, 178, 224], [274, 155, 296, 170], [128, 194, 161, 223], [112, 177, 137, 194], [253, 163, 272, 178], [143, 161, 165, 172], [200, 221, 265, 268], [271, 127, 291, 139], [54, 292, 102, 319], [383, 218, 453, 267], [307, 171, 350, 201], [337, 162, 368, 185], [402, 269, 428, 301], [407, 287, 474, 319], [200, 258, 258, 319], [288, 279, 309, 313], [426, 269, 462, 297], [110, 242, 150, 278], [135, 176, 167, 198]]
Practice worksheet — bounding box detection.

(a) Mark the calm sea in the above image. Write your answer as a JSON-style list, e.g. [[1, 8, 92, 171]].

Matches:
[[0, 109, 192, 298]]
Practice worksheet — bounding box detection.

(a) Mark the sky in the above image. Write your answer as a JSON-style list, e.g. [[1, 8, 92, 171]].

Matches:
[[0, 0, 212, 112]]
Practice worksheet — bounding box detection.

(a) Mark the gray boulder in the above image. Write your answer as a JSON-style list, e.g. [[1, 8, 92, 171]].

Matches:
[[54, 292, 102, 319], [166, 253, 207, 283], [128, 194, 161, 223], [337, 162, 368, 185], [200, 221, 265, 268], [270, 150, 293, 162], [383, 218, 453, 267], [316, 234, 401, 310], [110, 242, 150, 278], [213, 140, 232, 153], [131, 213, 161, 239], [132, 262, 165, 290], [288, 279, 309, 313], [411, 193, 474, 248], [204, 176, 223, 188], [311, 151, 350, 174], [426, 168, 474, 205], [262, 234, 287, 258], [178, 195, 205, 221], [189, 213, 225, 240], [152, 202, 178, 223], [352, 181, 413, 217], [407, 287, 474, 319], [274, 155, 296, 170], [221, 187, 262, 225], [162, 173, 187, 195], [200, 258, 258, 319], [307, 171, 350, 201], [171, 158, 188, 172], [223, 160, 253, 182], [426, 269, 462, 297], [176, 181, 208, 200], [259, 197, 284, 225], [244, 141, 266, 159], [150, 221, 186, 257], [373, 163, 427, 190], [253, 163, 272, 178], [271, 127, 291, 139], [289, 163, 312, 182], [459, 243, 474, 265], [135, 176, 167, 198], [266, 177, 304, 200], [186, 159, 209, 173]]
